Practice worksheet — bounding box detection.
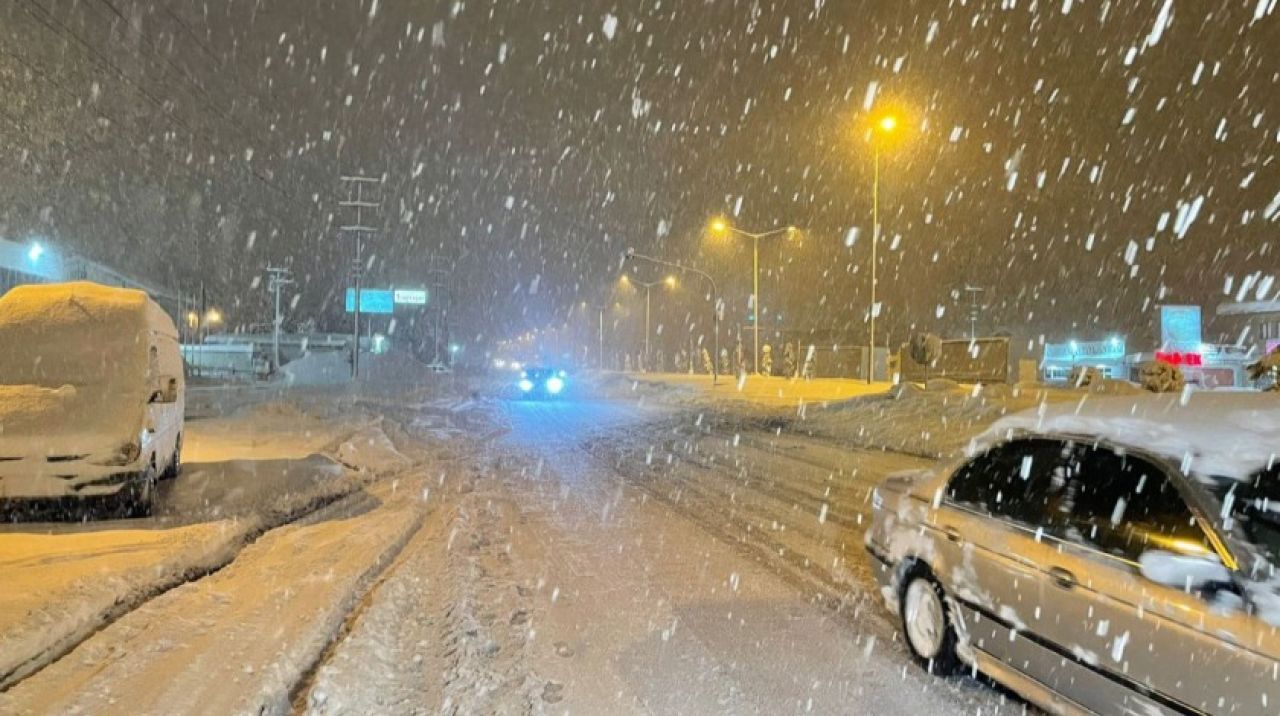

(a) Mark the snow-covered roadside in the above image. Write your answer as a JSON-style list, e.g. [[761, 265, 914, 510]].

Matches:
[[0, 475, 431, 715], [0, 464, 362, 689], [0, 408, 415, 691]]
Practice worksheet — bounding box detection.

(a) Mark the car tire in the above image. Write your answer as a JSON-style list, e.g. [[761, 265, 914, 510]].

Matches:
[[164, 434, 182, 480], [116, 463, 158, 519], [899, 567, 961, 675]]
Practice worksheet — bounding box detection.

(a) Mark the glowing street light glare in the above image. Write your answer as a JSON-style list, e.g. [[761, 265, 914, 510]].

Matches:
[[27, 242, 44, 263], [664, 275, 677, 288], [710, 218, 728, 234], [877, 115, 898, 133]]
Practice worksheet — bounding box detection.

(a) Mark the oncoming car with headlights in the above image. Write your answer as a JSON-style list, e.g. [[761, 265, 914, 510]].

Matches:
[[516, 367, 567, 398]]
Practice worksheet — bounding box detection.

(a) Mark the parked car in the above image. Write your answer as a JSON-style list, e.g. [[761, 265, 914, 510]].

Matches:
[[0, 282, 184, 515], [866, 393, 1280, 715]]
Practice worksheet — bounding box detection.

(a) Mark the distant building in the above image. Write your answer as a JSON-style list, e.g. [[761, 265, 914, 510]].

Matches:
[[1042, 337, 1128, 382], [0, 236, 186, 325]]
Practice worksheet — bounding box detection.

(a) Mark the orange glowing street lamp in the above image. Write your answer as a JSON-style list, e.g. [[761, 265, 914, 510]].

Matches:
[[866, 111, 899, 384]]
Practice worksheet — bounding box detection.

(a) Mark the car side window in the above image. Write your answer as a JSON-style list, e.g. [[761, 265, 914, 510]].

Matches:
[[946, 438, 1072, 525], [1046, 446, 1212, 562]]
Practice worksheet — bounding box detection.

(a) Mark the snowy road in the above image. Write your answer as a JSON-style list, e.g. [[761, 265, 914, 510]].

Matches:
[[0, 384, 1024, 715]]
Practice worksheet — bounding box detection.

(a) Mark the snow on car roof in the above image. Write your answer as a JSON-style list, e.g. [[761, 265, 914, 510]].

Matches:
[[0, 281, 150, 329], [979, 392, 1280, 481]]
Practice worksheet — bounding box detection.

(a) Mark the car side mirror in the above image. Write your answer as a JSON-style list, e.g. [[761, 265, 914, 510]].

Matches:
[[151, 376, 179, 404], [1139, 550, 1232, 591]]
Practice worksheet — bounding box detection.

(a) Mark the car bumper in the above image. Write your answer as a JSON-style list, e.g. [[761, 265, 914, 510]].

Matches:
[[0, 468, 137, 499], [865, 542, 898, 608]]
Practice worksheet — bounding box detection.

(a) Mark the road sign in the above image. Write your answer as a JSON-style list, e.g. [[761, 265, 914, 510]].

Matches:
[[393, 289, 428, 305], [1160, 305, 1202, 349], [345, 288, 394, 314]]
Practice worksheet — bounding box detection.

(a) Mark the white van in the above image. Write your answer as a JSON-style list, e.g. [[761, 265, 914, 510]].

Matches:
[[0, 282, 184, 515]]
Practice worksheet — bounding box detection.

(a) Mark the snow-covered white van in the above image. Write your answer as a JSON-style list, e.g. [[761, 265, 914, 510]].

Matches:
[[0, 282, 184, 515]]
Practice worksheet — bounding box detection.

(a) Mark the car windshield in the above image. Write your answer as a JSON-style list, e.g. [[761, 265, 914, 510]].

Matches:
[[1206, 466, 1280, 569]]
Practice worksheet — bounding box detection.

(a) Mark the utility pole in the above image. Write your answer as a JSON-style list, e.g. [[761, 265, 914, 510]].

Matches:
[[339, 175, 381, 380], [965, 285, 985, 342], [265, 267, 294, 373]]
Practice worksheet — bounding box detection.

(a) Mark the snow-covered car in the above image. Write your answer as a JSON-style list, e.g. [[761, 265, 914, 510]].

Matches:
[[865, 393, 1280, 715], [0, 282, 184, 515]]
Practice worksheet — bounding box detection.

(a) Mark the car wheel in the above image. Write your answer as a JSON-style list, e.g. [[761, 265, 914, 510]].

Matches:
[[900, 568, 961, 675], [165, 434, 183, 480], [118, 464, 158, 519]]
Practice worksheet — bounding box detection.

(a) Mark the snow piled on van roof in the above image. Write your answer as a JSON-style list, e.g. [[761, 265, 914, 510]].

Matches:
[[980, 391, 1280, 481], [0, 281, 149, 329]]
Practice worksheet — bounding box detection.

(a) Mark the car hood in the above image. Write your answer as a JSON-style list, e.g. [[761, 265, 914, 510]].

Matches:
[[879, 467, 942, 500], [0, 383, 141, 458]]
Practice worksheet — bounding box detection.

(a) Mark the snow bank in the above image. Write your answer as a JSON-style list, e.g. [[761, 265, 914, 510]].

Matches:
[[336, 426, 413, 475], [0, 522, 242, 687], [278, 349, 438, 386], [803, 384, 1079, 459], [982, 392, 1280, 481], [279, 351, 351, 386]]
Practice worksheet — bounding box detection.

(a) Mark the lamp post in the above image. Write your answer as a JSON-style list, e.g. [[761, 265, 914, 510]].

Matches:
[[625, 249, 721, 384], [867, 113, 898, 384], [709, 219, 798, 374], [619, 274, 675, 372]]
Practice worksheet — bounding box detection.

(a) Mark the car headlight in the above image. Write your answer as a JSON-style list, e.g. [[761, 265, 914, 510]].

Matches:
[[518, 379, 534, 392], [94, 442, 140, 467], [546, 376, 564, 394]]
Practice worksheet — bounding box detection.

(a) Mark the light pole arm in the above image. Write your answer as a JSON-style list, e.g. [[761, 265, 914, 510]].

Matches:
[[625, 251, 718, 298], [625, 250, 722, 384], [728, 226, 794, 241]]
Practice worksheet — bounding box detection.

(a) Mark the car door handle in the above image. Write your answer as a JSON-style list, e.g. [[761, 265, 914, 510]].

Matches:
[[943, 526, 962, 544], [1048, 566, 1076, 590]]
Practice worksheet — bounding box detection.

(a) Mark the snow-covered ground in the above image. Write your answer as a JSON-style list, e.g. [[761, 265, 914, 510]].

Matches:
[[1, 374, 1044, 714]]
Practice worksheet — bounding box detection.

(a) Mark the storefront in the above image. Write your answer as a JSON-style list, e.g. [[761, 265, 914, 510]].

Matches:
[[1042, 337, 1127, 382]]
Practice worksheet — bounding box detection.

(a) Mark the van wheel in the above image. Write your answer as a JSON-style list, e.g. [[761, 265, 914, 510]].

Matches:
[[116, 465, 158, 519], [900, 568, 961, 675], [165, 434, 182, 480]]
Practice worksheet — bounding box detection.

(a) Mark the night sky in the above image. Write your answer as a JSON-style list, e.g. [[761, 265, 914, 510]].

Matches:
[[1, 0, 1276, 356]]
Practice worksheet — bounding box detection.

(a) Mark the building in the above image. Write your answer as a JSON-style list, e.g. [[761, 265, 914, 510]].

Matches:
[[1041, 337, 1128, 381], [0, 236, 187, 325]]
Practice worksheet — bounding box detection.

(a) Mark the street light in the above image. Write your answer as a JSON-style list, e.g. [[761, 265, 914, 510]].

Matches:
[[865, 111, 899, 384], [618, 273, 672, 372], [625, 248, 722, 384], [708, 218, 799, 374]]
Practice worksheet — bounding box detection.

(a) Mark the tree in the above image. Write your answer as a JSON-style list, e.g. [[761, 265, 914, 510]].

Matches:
[[783, 342, 797, 378], [702, 348, 714, 375], [908, 333, 943, 381], [908, 333, 943, 366], [1069, 366, 1104, 389], [1248, 348, 1280, 391], [1140, 361, 1185, 393]]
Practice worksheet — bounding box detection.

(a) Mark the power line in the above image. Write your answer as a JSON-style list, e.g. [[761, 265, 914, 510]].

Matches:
[[12, 0, 315, 213]]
